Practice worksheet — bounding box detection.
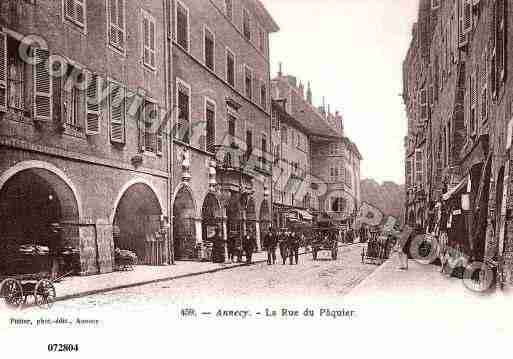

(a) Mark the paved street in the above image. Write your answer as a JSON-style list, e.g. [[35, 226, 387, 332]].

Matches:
[[39, 244, 376, 311]]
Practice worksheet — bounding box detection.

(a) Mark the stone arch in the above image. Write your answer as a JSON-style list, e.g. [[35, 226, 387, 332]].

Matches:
[[172, 184, 197, 260], [112, 182, 163, 264], [0, 162, 81, 273]]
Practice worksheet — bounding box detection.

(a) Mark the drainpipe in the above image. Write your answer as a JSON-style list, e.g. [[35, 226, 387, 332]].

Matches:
[[164, 0, 174, 265]]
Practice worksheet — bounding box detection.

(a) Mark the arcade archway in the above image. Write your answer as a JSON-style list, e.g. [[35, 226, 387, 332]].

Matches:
[[173, 186, 197, 260], [0, 167, 80, 273], [113, 183, 162, 264]]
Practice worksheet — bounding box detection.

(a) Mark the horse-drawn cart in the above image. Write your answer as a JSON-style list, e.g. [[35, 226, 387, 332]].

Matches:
[[361, 234, 394, 265]]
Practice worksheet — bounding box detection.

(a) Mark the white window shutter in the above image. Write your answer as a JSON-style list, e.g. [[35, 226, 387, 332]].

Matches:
[[110, 82, 125, 143], [109, 0, 125, 50], [66, 0, 85, 26], [33, 48, 52, 121], [85, 72, 100, 135], [0, 31, 7, 112]]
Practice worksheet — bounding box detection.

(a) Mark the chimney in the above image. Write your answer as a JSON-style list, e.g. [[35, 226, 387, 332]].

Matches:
[[299, 82, 304, 98], [306, 82, 312, 104]]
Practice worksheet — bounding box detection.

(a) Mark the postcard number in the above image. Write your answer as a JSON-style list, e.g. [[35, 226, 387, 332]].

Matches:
[[47, 344, 79, 352]]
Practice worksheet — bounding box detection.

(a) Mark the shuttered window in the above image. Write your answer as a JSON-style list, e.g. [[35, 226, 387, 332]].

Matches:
[[205, 99, 216, 153], [142, 11, 156, 69], [244, 65, 252, 100], [176, 80, 190, 143], [0, 32, 8, 112], [109, 0, 125, 51], [109, 82, 125, 144], [33, 48, 52, 121], [64, 0, 86, 28], [85, 73, 101, 135], [141, 100, 160, 154], [226, 49, 235, 87], [176, 1, 189, 51], [204, 27, 215, 71], [228, 113, 236, 138], [243, 9, 251, 41], [260, 82, 267, 110], [419, 88, 427, 121]]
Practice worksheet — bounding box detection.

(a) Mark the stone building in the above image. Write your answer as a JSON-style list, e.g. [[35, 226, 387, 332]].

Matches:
[[168, 0, 279, 259], [271, 71, 362, 229], [0, 0, 171, 275], [403, 0, 513, 287]]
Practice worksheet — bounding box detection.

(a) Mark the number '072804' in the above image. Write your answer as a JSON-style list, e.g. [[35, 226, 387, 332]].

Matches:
[[47, 344, 79, 352]]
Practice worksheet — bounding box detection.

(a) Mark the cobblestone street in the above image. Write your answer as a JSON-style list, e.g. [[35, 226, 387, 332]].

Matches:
[[42, 244, 376, 311]]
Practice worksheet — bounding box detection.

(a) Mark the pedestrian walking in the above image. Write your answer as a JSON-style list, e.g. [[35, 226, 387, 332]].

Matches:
[[395, 225, 414, 270], [288, 232, 300, 265], [227, 232, 236, 262], [48, 223, 64, 280], [242, 230, 256, 264], [265, 228, 277, 265], [279, 231, 288, 265]]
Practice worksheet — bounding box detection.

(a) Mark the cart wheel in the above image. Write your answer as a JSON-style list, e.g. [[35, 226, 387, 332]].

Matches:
[[34, 279, 56, 309], [0, 278, 24, 310]]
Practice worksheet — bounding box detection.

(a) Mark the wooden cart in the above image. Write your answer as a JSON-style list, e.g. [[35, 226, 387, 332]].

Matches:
[[0, 272, 58, 310]]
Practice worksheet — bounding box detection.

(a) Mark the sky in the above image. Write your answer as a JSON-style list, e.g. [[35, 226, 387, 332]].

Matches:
[[260, 0, 419, 185]]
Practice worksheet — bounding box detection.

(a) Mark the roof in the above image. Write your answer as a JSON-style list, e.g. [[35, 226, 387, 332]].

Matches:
[[253, 0, 280, 33]]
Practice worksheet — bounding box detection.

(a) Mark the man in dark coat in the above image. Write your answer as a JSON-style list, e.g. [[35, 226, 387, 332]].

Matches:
[[278, 231, 288, 265], [210, 227, 225, 263], [264, 228, 277, 265], [227, 232, 236, 263], [288, 232, 300, 265], [242, 230, 256, 264], [48, 223, 64, 280]]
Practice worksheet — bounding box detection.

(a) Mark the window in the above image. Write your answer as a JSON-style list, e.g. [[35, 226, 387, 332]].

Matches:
[[109, 81, 126, 143], [419, 88, 427, 121], [494, 0, 506, 87], [205, 99, 216, 153], [415, 149, 423, 185], [142, 100, 162, 154], [225, 0, 233, 21], [261, 133, 267, 156], [6, 37, 24, 111], [246, 129, 253, 157], [176, 1, 189, 51], [64, 0, 86, 28], [259, 26, 266, 53], [469, 68, 477, 136], [331, 197, 346, 213], [176, 79, 190, 143], [243, 9, 251, 41], [62, 69, 83, 128], [244, 65, 252, 99], [142, 11, 156, 69], [260, 82, 267, 109], [226, 48, 235, 87], [228, 112, 236, 137], [108, 0, 125, 51], [431, 0, 440, 10], [204, 26, 215, 71], [281, 126, 288, 144]]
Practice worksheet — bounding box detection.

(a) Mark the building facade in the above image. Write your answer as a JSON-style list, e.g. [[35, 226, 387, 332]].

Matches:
[[271, 72, 362, 229], [403, 0, 513, 288], [168, 0, 279, 259], [0, 0, 171, 275]]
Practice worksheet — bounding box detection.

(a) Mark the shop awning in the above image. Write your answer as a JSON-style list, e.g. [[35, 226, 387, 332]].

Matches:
[[442, 175, 469, 201]]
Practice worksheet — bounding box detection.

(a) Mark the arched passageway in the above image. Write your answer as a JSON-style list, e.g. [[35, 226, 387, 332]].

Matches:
[[173, 186, 196, 260], [113, 183, 162, 264], [0, 168, 79, 273]]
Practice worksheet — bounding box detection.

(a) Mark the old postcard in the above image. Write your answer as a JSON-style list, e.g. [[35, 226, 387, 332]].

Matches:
[[0, 0, 511, 357]]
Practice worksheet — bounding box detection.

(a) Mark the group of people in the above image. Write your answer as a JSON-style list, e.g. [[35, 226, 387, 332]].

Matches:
[[263, 228, 305, 265], [226, 230, 258, 264]]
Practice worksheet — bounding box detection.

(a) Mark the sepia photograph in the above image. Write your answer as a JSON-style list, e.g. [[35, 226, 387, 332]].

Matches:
[[0, 0, 511, 357]]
